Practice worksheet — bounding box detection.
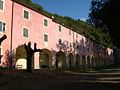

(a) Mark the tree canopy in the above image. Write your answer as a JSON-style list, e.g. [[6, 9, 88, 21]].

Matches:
[[88, 0, 120, 48], [18, 0, 113, 47]]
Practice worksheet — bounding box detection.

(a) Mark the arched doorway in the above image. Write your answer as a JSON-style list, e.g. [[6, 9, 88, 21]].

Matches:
[[82, 55, 86, 67], [76, 54, 80, 68], [95, 57, 98, 67], [91, 57, 94, 67], [68, 53, 74, 68], [39, 49, 52, 68], [16, 59, 27, 69], [87, 56, 91, 67], [98, 58, 101, 67], [16, 45, 34, 69], [101, 58, 104, 66], [56, 51, 66, 68]]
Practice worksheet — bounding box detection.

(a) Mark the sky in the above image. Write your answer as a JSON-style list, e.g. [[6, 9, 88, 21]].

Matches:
[[32, 0, 92, 21]]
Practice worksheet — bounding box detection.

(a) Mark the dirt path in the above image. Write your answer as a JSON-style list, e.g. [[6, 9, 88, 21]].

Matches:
[[0, 67, 120, 90]]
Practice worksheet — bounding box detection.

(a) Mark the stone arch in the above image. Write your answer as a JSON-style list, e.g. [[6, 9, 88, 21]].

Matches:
[[82, 55, 86, 67], [68, 53, 74, 68], [101, 58, 105, 66], [91, 56, 94, 67], [95, 57, 98, 67], [16, 45, 34, 69], [56, 51, 66, 68], [98, 58, 101, 67], [76, 54, 80, 68], [87, 56, 91, 67], [39, 49, 52, 68]]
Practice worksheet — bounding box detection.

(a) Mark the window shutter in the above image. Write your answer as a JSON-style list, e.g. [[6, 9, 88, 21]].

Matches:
[[0, 0, 3, 11]]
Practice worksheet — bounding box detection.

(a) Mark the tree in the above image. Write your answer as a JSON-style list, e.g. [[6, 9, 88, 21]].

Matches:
[[0, 34, 7, 65], [88, 0, 120, 48], [0, 34, 7, 45], [24, 42, 42, 72]]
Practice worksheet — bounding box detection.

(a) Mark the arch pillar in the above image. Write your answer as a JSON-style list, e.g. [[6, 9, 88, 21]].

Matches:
[[34, 52, 40, 69]]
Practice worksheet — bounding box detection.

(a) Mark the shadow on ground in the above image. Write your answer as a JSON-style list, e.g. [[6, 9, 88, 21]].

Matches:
[[0, 66, 120, 90]]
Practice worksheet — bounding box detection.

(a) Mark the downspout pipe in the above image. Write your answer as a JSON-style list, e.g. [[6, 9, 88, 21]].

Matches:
[[10, 0, 14, 52], [9, 0, 14, 69]]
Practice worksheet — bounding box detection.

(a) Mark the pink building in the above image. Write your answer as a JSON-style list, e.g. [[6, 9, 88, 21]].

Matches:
[[0, 0, 114, 69]]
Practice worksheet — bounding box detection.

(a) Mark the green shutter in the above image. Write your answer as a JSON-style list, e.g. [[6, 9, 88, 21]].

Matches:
[[0, 21, 6, 32], [0, 21, 2, 32], [23, 28, 28, 38], [24, 10, 29, 19], [44, 19, 48, 26], [0, 0, 3, 11], [59, 25, 62, 32], [44, 34, 48, 42], [59, 39, 62, 45], [3, 23, 6, 32]]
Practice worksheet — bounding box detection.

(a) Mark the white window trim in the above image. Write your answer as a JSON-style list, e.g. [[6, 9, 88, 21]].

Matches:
[[23, 9, 30, 20], [0, 20, 6, 33], [43, 18, 49, 27], [22, 27, 29, 39], [0, 0, 5, 12], [43, 33, 49, 43]]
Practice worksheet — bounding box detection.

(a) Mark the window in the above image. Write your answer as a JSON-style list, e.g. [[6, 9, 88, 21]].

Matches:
[[24, 10, 29, 19], [44, 19, 48, 26], [76, 33, 78, 38], [0, 0, 4, 11], [70, 43, 72, 47], [58, 39, 62, 45], [59, 25, 62, 32], [0, 21, 6, 32], [69, 30, 71, 35], [44, 34, 48, 42], [23, 28, 29, 38], [87, 48, 90, 52], [77, 45, 79, 49]]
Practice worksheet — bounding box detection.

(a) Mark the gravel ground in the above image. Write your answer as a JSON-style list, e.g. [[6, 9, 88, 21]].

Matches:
[[0, 67, 120, 90]]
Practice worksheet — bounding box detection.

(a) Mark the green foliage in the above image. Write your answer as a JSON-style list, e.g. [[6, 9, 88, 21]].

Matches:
[[88, 0, 120, 48], [18, 0, 112, 47]]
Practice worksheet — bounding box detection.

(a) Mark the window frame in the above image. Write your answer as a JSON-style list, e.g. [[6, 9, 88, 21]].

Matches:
[[44, 34, 48, 42], [0, 0, 5, 12], [59, 25, 62, 32], [0, 20, 6, 33], [22, 27, 29, 38], [23, 9, 30, 20], [44, 18, 48, 27], [58, 38, 62, 45]]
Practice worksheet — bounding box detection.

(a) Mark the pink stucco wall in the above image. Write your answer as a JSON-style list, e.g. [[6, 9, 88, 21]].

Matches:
[[0, 0, 12, 66], [0, 0, 114, 68]]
